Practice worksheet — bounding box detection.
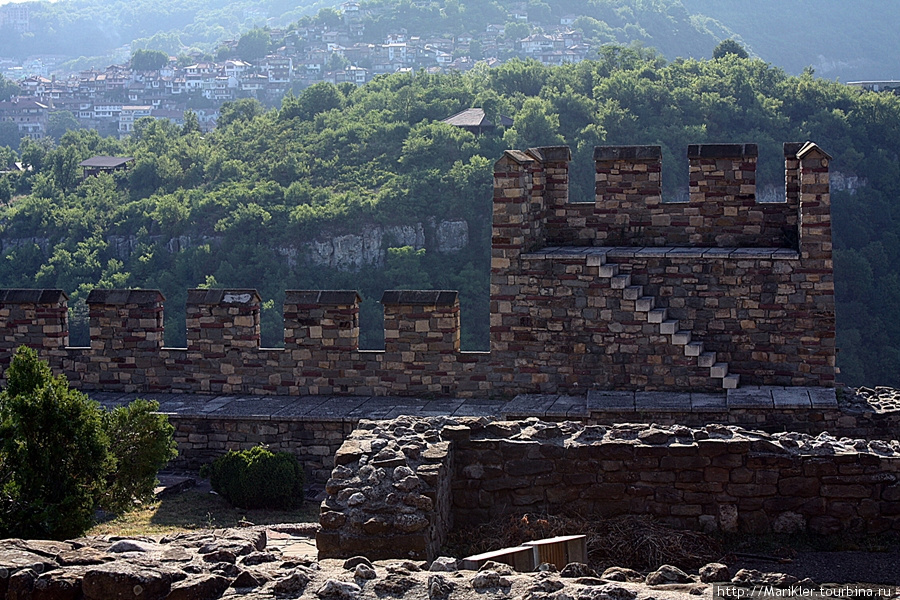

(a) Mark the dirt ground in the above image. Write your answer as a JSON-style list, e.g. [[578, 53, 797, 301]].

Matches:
[[731, 550, 900, 585]]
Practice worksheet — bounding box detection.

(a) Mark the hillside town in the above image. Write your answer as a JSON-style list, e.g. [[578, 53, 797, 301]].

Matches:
[[0, 1, 590, 137]]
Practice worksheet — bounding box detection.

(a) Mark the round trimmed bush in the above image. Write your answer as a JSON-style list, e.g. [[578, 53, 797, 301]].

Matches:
[[202, 446, 304, 509]]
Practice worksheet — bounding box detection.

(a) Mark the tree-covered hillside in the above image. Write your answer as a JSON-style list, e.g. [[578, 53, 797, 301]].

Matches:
[[0, 0, 331, 59], [1, 50, 899, 387], [4, 0, 897, 83]]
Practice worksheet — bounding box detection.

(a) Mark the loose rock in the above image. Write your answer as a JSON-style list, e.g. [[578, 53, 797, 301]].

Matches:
[[272, 569, 311, 595], [317, 579, 362, 598], [354, 563, 377, 580], [699, 562, 731, 583], [472, 570, 512, 590], [429, 556, 458, 572], [645, 564, 692, 585]]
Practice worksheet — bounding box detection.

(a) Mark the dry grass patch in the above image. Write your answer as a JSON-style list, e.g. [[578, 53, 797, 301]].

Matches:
[[88, 488, 318, 538]]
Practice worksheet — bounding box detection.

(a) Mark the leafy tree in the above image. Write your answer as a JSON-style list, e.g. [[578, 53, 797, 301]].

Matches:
[[18, 136, 52, 171], [325, 52, 349, 72], [313, 7, 343, 28], [0, 122, 20, 150], [218, 98, 265, 127], [713, 38, 749, 59], [281, 83, 343, 121], [102, 399, 177, 514], [236, 28, 271, 62], [47, 110, 80, 141], [504, 21, 530, 42], [0, 348, 177, 538], [502, 96, 564, 148], [47, 145, 82, 193], [0, 177, 11, 204], [0, 74, 18, 102], [182, 110, 201, 135], [132, 32, 183, 57], [131, 49, 170, 71], [0, 347, 110, 539], [384, 246, 431, 289]]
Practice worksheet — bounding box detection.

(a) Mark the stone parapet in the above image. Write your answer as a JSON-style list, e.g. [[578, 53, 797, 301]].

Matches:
[[0, 289, 68, 353], [284, 290, 360, 351], [86, 289, 164, 352], [543, 143, 797, 247], [186, 288, 261, 353], [450, 419, 900, 535]]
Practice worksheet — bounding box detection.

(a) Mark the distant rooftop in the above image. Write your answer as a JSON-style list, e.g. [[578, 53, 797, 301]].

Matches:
[[442, 107, 513, 131], [78, 156, 135, 169]]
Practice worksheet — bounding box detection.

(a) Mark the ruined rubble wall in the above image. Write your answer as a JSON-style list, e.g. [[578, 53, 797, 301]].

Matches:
[[316, 417, 456, 561], [318, 417, 900, 561], [451, 419, 900, 536]]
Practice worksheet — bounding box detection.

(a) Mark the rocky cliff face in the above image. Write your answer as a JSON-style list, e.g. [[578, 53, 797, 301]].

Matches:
[[305, 220, 469, 270], [98, 219, 470, 271]]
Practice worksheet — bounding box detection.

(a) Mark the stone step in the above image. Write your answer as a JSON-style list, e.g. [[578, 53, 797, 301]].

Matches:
[[672, 331, 691, 345], [647, 308, 667, 324], [598, 264, 619, 278], [623, 285, 643, 301], [685, 341, 704, 357], [635, 297, 655, 312], [660, 320, 679, 335], [611, 274, 631, 289], [723, 374, 740, 389], [710, 362, 729, 378], [698, 352, 717, 368], [586, 254, 607, 267]]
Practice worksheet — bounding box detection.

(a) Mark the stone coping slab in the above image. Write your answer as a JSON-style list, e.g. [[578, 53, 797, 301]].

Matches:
[[523, 246, 800, 261], [87, 387, 838, 422], [634, 391, 692, 413]]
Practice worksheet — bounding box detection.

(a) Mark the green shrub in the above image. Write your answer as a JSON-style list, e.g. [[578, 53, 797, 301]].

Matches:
[[0, 346, 111, 539], [0, 347, 179, 539], [102, 398, 178, 514], [202, 446, 304, 509]]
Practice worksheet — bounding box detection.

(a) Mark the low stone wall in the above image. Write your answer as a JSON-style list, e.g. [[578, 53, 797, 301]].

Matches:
[[587, 406, 900, 440], [451, 419, 900, 535], [318, 416, 900, 561], [168, 415, 353, 484], [316, 417, 455, 561]]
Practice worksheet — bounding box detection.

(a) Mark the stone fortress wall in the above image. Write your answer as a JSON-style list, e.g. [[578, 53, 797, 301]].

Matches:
[[318, 416, 900, 561], [0, 142, 835, 396]]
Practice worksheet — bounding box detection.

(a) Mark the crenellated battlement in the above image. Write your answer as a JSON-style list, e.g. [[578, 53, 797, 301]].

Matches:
[[0, 142, 836, 398], [497, 141, 829, 250]]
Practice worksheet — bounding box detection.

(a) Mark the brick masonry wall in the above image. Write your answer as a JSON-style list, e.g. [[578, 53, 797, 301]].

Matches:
[[169, 416, 353, 484], [0, 141, 836, 395], [542, 144, 798, 248], [451, 419, 900, 536]]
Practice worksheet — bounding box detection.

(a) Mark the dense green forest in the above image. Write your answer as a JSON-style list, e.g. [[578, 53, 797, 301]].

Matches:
[[1, 49, 900, 387]]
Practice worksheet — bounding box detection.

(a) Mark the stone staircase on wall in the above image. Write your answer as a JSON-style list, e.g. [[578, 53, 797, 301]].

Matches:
[[581, 249, 740, 390], [594, 256, 738, 390]]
